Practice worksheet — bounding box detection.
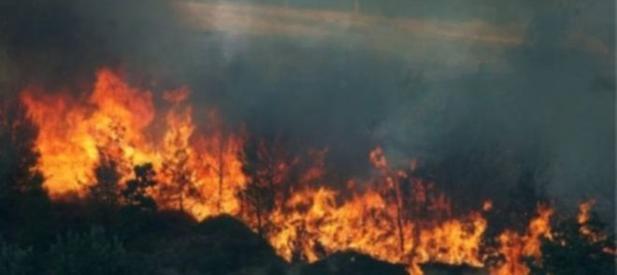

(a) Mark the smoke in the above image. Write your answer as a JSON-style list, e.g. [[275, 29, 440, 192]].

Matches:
[[377, 0, 615, 217], [0, 0, 190, 91], [0, 1, 614, 219]]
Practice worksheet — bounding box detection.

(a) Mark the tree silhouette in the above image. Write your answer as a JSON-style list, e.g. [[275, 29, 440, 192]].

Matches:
[[121, 163, 157, 212], [0, 97, 49, 243], [89, 152, 121, 208], [0, 98, 44, 200]]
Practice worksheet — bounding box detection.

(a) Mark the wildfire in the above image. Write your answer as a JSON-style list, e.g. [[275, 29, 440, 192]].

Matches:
[[21, 68, 246, 220], [17, 68, 608, 274], [492, 206, 553, 275], [260, 147, 481, 274], [577, 199, 614, 250], [578, 199, 595, 238]]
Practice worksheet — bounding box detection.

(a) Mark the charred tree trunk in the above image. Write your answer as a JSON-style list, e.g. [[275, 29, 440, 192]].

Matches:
[[394, 177, 405, 253], [217, 136, 226, 213], [267, 157, 276, 208], [256, 191, 264, 237]]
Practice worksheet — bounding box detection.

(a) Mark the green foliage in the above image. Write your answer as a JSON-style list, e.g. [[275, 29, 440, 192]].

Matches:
[[47, 227, 133, 275], [0, 239, 32, 275]]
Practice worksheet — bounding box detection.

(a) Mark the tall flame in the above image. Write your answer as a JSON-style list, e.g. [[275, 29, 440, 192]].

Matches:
[[21, 68, 246, 220], [491, 205, 553, 275]]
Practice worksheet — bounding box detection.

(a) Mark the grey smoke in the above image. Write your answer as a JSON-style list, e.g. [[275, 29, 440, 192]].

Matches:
[[0, 0, 613, 220]]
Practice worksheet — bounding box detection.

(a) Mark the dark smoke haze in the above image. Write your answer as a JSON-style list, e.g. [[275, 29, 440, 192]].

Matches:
[[0, 0, 614, 220]]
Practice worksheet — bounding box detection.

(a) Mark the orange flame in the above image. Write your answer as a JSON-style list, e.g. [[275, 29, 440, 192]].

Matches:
[[266, 147, 488, 274], [21, 68, 246, 220], [491, 206, 553, 275], [577, 199, 595, 238], [19, 68, 585, 275]]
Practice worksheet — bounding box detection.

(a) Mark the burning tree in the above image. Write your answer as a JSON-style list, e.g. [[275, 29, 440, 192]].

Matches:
[[214, 131, 228, 213], [196, 111, 247, 215], [159, 148, 199, 212], [240, 135, 294, 236], [369, 147, 408, 254]]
